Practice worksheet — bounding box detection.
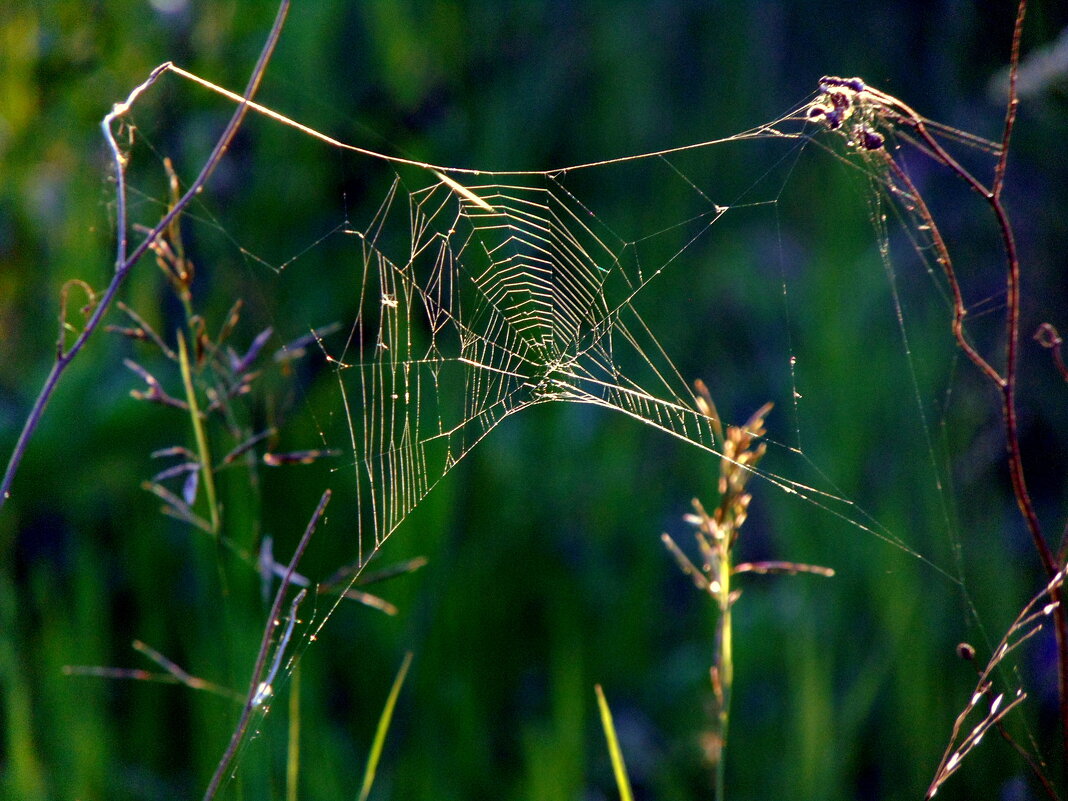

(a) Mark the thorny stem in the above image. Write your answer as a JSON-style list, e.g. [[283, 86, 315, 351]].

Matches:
[[202, 489, 329, 801], [0, 0, 291, 510]]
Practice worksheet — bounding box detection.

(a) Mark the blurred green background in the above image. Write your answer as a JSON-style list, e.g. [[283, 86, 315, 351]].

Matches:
[[2, 1, 1068, 799]]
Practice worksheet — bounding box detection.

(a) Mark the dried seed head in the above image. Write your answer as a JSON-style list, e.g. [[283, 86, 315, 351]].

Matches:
[[858, 128, 885, 151], [819, 75, 866, 93]]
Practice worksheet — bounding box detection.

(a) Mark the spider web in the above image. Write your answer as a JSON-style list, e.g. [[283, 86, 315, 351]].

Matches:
[[119, 70, 947, 575], [322, 164, 815, 560], [102, 62, 1047, 798]]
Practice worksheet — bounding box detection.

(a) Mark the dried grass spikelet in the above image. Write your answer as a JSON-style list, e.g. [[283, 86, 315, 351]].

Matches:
[[665, 386, 833, 795]]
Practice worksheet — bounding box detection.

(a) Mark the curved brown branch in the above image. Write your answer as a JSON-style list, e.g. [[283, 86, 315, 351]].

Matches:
[[0, 1, 291, 509], [820, 0, 1068, 775], [890, 0, 1068, 774]]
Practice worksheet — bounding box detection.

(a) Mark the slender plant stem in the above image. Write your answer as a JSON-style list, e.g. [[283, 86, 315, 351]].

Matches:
[[880, 155, 1002, 385], [715, 546, 733, 801], [996, 1, 1068, 764], [878, 0, 1068, 770], [882, 147, 1050, 567], [0, 0, 291, 510], [868, 9, 1048, 569], [994, 0, 1027, 201], [202, 489, 330, 801], [286, 663, 301, 801], [177, 332, 221, 535]]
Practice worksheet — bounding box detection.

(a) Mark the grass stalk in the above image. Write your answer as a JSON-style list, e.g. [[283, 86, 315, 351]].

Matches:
[[177, 332, 220, 535], [595, 684, 635, 801], [357, 651, 413, 801], [666, 393, 832, 799], [202, 488, 329, 801], [714, 540, 733, 801], [287, 663, 301, 801]]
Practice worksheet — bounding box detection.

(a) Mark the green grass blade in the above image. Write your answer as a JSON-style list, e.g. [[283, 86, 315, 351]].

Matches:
[[287, 663, 300, 801], [357, 651, 413, 801], [595, 684, 634, 801], [177, 331, 220, 535]]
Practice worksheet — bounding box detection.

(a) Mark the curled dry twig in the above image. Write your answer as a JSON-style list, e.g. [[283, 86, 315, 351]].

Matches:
[[1035, 323, 1068, 385]]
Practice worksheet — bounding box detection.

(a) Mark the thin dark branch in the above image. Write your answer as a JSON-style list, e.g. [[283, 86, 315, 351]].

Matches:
[[872, 61, 1051, 578], [880, 154, 1004, 386], [1059, 518, 1068, 568], [837, 1, 1066, 772], [994, 715, 1063, 801], [994, 0, 1027, 199], [202, 488, 329, 801], [988, 2, 1068, 764], [0, 0, 291, 509], [915, 0, 1067, 770]]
